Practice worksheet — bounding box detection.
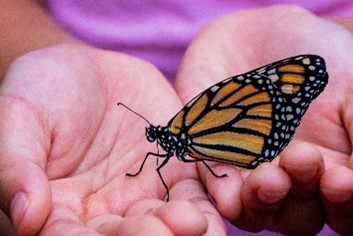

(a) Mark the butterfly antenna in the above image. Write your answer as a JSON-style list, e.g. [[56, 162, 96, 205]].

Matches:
[[117, 102, 152, 125]]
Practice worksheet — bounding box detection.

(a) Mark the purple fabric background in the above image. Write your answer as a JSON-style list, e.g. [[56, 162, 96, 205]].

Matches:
[[47, 1, 350, 235], [47, 0, 352, 81]]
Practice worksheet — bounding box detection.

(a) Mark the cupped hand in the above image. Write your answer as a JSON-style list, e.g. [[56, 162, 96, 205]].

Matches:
[[0, 45, 226, 235], [176, 5, 353, 235]]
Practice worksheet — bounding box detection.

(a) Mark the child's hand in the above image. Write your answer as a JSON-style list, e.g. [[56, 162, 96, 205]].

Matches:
[[0, 44, 225, 235], [176, 5, 353, 235]]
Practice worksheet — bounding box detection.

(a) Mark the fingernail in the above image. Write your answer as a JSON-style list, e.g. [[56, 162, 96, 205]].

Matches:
[[10, 192, 30, 226], [258, 188, 287, 205]]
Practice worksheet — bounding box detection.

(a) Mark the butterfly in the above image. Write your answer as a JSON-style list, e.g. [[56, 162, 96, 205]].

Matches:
[[118, 54, 328, 201]]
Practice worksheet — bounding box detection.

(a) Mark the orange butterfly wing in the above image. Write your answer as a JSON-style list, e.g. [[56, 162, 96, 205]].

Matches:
[[168, 55, 328, 168]]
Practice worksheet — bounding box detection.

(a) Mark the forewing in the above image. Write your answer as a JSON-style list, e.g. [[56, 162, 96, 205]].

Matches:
[[168, 55, 328, 168]]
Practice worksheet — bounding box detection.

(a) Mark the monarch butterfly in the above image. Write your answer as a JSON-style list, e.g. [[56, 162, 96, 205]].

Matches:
[[118, 54, 328, 201]]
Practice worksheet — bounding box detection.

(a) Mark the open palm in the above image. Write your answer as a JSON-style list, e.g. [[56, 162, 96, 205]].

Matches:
[[176, 5, 353, 235], [0, 45, 226, 235]]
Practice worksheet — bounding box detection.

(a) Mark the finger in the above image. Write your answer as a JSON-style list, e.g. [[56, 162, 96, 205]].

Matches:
[[49, 204, 170, 235], [273, 142, 325, 235], [154, 201, 208, 236], [321, 166, 353, 235], [125, 179, 226, 235], [197, 162, 243, 220], [40, 204, 101, 235], [0, 99, 51, 236], [88, 213, 173, 236], [280, 142, 324, 198], [116, 215, 173, 236], [0, 209, 16, 236], [86, 214, 123, 235], [232, 163, 291, 232], [125, 199, 208, 235], [171, 179, 227, 235]]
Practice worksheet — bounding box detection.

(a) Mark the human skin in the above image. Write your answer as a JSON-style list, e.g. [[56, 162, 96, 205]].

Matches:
[[0, 3, 353, 236], [176, 5, 353, 235]]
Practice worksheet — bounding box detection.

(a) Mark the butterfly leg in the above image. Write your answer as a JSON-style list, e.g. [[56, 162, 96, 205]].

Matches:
[[155, 142, 160, 166], [179, 155, 228, 178], [201, 160, 228, 178], [156, 154, 173, 201], [126, 152, 172, 201], [126, 152, 167, 177]]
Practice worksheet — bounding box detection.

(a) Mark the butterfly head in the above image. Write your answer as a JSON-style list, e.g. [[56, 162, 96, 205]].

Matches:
[[146, 125, 175, 154], [146, 125, 157, 142]]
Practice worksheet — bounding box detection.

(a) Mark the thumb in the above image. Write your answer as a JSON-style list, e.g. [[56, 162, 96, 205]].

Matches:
[[0, 99, 51, 236]]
